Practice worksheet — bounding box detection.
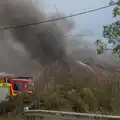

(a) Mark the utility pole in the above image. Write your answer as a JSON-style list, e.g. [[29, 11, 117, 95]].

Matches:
[[54, 4, 61, 17]]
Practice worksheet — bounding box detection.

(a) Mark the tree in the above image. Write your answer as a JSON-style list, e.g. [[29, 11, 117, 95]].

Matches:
[[95, 0, 120, 57]]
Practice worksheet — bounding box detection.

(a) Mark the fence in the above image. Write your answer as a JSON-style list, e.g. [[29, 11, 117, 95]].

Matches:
[[23, 108, 120, 120]]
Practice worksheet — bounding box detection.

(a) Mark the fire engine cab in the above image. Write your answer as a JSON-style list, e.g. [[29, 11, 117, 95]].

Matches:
[[0, 72, 33, 101]]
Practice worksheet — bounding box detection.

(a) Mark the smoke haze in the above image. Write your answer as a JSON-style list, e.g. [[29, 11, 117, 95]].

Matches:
[[0, 0, 119, 76], [0, 0, 74, 66]]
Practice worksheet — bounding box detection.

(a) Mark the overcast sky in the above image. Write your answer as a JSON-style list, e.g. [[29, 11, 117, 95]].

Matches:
[[42, 0, 117, 41]]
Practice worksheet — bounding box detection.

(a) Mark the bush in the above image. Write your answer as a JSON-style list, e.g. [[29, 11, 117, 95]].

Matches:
[[32, 62, 120, 115], [2, 62, 120, 116]]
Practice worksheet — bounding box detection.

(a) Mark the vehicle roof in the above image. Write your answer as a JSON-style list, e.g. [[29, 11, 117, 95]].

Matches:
[[10, 79, 32, 82]]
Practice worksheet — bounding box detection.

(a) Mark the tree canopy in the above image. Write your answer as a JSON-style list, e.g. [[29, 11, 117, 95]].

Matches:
[[95, 0, 120, 57]]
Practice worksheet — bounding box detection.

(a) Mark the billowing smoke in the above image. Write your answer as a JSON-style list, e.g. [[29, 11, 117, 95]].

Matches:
[[0, 0, 74, 66]]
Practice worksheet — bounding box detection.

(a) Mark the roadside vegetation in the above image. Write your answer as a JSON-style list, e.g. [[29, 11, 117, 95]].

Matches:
[[2, 63, 120, 120], [2, 64, 120, 120], [33, 63, 120, 115]]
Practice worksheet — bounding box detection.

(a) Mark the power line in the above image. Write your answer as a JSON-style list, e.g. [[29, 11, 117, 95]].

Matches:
[[0, 4, 116, 31]]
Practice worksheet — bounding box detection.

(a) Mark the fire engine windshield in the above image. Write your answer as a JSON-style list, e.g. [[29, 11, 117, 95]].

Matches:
[[0, 87, 9, 101]]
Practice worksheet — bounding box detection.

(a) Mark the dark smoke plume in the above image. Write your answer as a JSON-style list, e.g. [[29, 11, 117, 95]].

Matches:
[[0, 0, 74, 66]]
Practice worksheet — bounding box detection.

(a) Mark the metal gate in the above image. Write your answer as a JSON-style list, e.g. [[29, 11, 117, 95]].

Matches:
[[23, 108, 120, 120]]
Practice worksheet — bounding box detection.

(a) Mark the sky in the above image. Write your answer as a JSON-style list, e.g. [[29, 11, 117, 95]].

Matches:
[[41, 0, 117, 41]]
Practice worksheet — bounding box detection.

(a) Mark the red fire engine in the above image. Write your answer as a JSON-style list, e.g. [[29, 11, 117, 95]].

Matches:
[[0, 73, 33, 98]]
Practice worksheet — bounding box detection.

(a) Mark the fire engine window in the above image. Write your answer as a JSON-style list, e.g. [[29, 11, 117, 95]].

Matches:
[[14, 82, 20, 91], [24, 83, 27, 89]]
